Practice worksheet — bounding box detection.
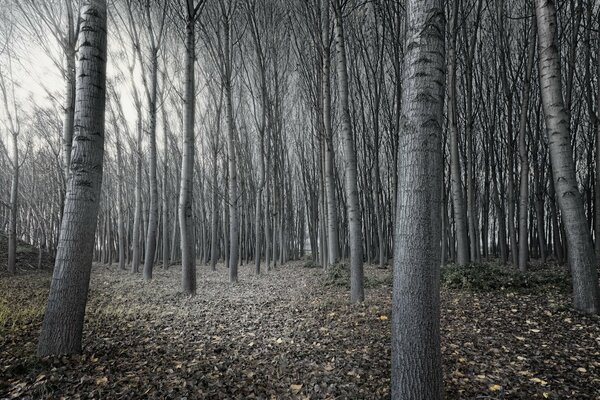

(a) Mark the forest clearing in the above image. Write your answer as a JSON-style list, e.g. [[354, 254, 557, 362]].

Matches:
[[1, 237, 599, 399]]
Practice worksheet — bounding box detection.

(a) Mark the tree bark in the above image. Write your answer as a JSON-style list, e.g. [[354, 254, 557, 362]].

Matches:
[[518, 16, 536, 272], [448, 0, 469, 266], [333, 0, 363, 303], [322, 0, 340, 267], [392, 0, 444, 397], [37, 0, 107, 355], [143, 50, 159, 281], [179, 6, 198, 295], [535, 0, 600, 314]]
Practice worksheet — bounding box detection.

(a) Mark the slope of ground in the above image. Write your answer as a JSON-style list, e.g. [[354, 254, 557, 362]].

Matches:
[[0, 262, 599, 399], [0, 233, 54, 275]]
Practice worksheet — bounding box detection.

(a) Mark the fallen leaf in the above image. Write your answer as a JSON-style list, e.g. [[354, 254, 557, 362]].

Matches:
[[96, 376, 108, 385], [290, 384, 302, 393]]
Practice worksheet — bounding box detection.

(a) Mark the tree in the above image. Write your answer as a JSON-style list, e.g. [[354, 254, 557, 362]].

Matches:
[[37, 0, 108, 355], [333, 0, 363, 303], [0, 58, 20, 275], [447, 0, 469, 266], [321, 0, 339, 267], [392, 0, 445, 397], [517, 13, 536, 272], [180, 0, 205, 295], [535, 0, 600, 314]]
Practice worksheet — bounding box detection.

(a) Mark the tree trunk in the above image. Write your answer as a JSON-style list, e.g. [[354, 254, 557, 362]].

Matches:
[[518, 16, 536, 272], [448, 0, 469, 266], [37, 0, 107, 355], [322, 0, 340, 267], [162, 106, 169, 270], [63, 55, 76, 183], [334, 0, 363, 303], [392, 0, 444, 397], [7, 133, 18, 274], [131, 115, 143, 273], [143, 51, 159, 281], [535, 0, 600, 314], [179, 14, 197, 295]]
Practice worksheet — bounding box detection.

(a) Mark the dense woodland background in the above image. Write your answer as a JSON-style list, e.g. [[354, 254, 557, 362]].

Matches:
[[1, 0, 600, 398], [1, 0, 599, 278], [3, 0, 599, 278]]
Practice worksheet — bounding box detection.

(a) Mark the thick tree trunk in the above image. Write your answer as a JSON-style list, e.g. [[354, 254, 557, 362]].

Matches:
[[37, 0, 107, 355], [392, 0, 444, 397], [179, 16, 196, 295], [334, 0, 364, 303], [535, 0, 600, 314]]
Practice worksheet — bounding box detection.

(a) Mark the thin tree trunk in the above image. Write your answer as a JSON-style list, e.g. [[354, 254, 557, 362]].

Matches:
[[518, 16, 536, 272], [334, 0, 364, 303], [322, 0, 340, 266], [143, 51, 159, 281], [448, 0, 469, 266]]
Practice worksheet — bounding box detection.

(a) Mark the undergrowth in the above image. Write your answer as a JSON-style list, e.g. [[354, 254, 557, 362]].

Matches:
[[441, 263, 571, 293]]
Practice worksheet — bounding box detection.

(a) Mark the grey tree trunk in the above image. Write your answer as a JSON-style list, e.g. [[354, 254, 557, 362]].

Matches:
[[333, 0, 364, 303], [222, 4, 239, 283], [115, 126, 125, 270], [0, 61, 19, 274], [143, 51, 159, 281], [322, 0, 339, 267], [8, 132, 18, 274], [535, 0, 600, 314], [210, 148, 219, 271], [518, 17, 536, 272], [448, 0, 469, 266], [63, 55, 76, 183], [37, 0, 107, 355], [392, 0, 444, 397], [131, 117, 142, 274], [179, 7, 198, 295], [162, 105, 169, 270]]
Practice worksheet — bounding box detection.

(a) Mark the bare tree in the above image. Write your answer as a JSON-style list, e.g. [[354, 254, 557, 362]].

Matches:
[[333, 0, 363, 303], [392, 0, 445, 397], [37, 0, 108, 355], [535, 0, 599, 314]]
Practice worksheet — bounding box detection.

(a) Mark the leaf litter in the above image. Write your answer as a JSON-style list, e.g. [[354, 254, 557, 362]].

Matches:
[[0, 262, 599, 399]]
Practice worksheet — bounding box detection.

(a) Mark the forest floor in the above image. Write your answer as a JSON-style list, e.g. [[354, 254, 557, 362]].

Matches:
[[1, 251, 599, 399]]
